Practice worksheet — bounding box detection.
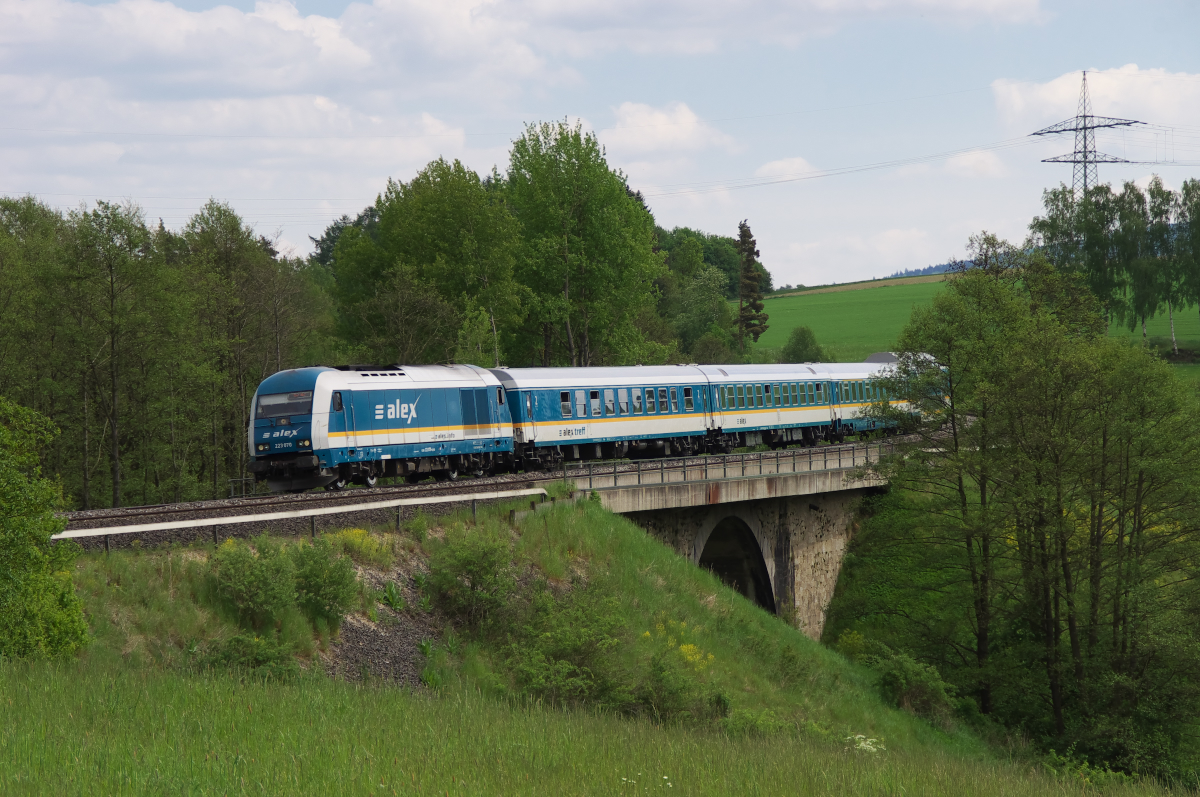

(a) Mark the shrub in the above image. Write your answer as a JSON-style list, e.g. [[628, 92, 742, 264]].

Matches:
[[429, 523, 514, 625], [632, 616, 726, 723], [506, 587, 625, 706], [200, 633, 299, 681], [0, 398, 87, 658], [329, 528, 393, 568], [868, 649, 956, 724], [779, 325, 825, 363], [290, 537, 357, 630], [209, 536, 296, 631]]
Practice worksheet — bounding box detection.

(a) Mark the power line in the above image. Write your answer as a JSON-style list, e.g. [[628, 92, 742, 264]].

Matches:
[[1030, 71, 1143, 197]]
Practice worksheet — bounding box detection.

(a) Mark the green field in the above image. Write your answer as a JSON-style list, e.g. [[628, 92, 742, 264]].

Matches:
[[758, 276, 1200, 384], [758, 280, 945, 361]]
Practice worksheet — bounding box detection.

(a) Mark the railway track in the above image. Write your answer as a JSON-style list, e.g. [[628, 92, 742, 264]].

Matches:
[[61, 441, 888, 547]]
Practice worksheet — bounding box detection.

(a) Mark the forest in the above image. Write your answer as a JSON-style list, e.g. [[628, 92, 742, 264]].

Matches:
[[0, 120, 772, 509]]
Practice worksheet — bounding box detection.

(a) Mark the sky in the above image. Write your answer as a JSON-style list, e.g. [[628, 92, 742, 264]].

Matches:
[[2, 0, 1199, 287]]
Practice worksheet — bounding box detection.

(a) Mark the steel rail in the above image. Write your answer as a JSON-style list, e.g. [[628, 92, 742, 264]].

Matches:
[[53, 487, 548, 540]]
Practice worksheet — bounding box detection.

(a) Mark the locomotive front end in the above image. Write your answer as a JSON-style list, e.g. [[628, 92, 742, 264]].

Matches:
[[247, 368, 336, 492]]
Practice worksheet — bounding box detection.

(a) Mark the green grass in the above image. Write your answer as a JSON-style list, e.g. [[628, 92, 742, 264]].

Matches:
[[756, 280, 946, 361], [0, 660, 1169, 796], [755, 276, 1200, 386], [3, 498, 1175, 794]]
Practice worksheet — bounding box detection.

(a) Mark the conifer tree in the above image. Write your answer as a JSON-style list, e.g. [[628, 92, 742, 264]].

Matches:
[[735, 220, 769, 350]]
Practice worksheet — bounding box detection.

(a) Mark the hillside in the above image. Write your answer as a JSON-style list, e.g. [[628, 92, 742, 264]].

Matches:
[[1, 495, 1169, 794], [758, 275, 1200, 384]]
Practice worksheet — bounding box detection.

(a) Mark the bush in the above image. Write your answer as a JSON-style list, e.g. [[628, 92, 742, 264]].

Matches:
[[632, 616, 726, 723], [291, 537, 357, 630], [779, 325, 825, 363], [506, 587, 625, 706], [200, 633, 299, 681], [329, 528, 394, 567], [0, 398, 87, 658], [429, 523, 514, 625], [209, 536, 296, 631]]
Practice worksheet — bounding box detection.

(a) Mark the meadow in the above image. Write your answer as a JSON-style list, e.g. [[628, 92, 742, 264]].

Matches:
[[757, 276, 1200, 384]]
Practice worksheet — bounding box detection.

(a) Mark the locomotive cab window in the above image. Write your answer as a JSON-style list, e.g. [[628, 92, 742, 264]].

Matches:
[[590, 390, 601, 417], [497, 388, 505, 406], [257, 390, 313, 419], [683, 387, 693, 411], [560, 392, 572, 418], [633, 389, 643, 413], [330, 392, 343, 413]]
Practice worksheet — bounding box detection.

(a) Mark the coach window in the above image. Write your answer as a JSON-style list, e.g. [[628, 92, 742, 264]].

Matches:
[[590, 390, 601, 416], [683, 387, 694, 411], [773, 384, 782, 406], [752, 384, 761, 408], [735, 384, 744, 408], [604, 389, 616, 415], [669, 388, 680, 412], [646, 388, 657, 413], [660, 387, 671, 413], [575, 390, 586, 418], [762, 384, 772, 407], [633, 389, 643, 413], [560, 391, 572, 418], [618, 388, 630, 414], [794, 383, 802, 406], [813, 383, 821, 404]]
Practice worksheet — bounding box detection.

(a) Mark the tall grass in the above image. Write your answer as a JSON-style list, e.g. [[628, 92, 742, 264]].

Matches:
[[0, 661, 1171, 796]]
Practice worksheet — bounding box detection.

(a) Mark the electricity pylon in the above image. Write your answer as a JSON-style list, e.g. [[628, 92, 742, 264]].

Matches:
[[1030, 71, 1142, 198]]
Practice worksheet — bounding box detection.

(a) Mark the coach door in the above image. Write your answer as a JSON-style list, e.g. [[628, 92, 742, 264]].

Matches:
[[523, 391, 538, 442]]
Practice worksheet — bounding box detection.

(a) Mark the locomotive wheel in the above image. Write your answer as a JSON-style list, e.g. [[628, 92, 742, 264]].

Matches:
[[325, 474, 348, 491], [435, 468, 459, 482], [363, 472, 378, 488]]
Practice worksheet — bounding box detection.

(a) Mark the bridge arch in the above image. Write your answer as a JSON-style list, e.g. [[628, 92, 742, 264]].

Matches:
[[694, 513, 777, 614]]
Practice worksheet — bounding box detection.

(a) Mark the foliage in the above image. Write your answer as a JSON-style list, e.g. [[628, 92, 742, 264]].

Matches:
[[291, 537, 358, 630], [428, 522, 515, 625], [381, 581, 406, 612], [199, 633, 300, 681], [506, 120, 666, 366], [0, 398, 87, 658], [328, 527, 394, 568], [840, 243, 1200, 778], [208, 536, 296, 631], [736, 220, 770, 349], [780, 325, 826, 363]]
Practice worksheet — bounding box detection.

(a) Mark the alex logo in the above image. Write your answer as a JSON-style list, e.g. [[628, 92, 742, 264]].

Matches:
[[262, 428, 300, 439], [375, 398, 419, 424]]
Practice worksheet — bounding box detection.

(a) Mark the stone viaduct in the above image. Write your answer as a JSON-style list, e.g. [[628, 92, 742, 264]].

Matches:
[[572, 443, 887, 640]]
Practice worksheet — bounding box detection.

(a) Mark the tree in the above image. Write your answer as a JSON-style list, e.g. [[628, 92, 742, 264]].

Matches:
[[506, 120, 664, 366], [735, 220, 768, 350], [0, 398, 87, 658], [779, 326, 825, 363]]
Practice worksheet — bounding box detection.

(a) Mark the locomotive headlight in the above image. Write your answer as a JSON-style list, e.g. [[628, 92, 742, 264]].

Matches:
[[256, 444, 266, 451], [298, 439, 311, 448]]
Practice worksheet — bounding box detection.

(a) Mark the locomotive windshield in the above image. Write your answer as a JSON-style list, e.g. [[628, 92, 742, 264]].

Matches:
[[256, 391, 313, 419]]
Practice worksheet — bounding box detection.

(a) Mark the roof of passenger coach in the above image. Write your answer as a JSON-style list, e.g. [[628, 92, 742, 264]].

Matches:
[[696, 363, 893, 382], [488, 366, 705, 390]]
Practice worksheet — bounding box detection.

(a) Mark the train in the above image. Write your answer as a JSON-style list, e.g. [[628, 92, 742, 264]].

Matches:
[[246, 360, 899, 493]]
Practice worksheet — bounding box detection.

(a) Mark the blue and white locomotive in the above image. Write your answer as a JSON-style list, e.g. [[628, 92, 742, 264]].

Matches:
[[248, 360, 897, 492]]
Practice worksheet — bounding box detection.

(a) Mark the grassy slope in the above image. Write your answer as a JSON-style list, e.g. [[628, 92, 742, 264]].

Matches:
[[756, 280, 945, 361], [757, 276, 1200, 385], [0, 498, 1168, 794]]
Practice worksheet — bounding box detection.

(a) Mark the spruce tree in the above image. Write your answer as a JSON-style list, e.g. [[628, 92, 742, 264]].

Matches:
[[735, 220, 769, 350]]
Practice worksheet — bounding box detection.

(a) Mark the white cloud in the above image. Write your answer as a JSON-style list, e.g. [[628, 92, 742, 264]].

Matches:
[[601, 102, 735, 155], [944, 149, 1005, 178], [755, 156, 815, 178]]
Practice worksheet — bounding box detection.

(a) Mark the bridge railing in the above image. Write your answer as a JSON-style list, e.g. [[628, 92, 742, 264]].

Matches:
[[578, 440, 893, 491]]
